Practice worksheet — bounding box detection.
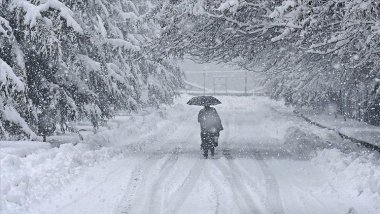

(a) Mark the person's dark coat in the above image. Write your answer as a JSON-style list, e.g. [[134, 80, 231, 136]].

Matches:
[[198, 106, 223, 151], [198, 106, 223, 133]]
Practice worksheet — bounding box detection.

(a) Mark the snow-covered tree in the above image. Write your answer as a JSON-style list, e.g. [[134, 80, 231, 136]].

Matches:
[[0, 0, 183, 140], [157, 0, 380, 125], [0, 10, 36, 139]]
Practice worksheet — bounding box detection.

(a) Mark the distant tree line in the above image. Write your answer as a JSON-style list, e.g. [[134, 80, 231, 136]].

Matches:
[[0, 0, 183, 140], [157, 0, 380, 125]]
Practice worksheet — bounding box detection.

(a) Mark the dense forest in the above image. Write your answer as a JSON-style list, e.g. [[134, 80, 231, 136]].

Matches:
[[1, 0, 379, 140]]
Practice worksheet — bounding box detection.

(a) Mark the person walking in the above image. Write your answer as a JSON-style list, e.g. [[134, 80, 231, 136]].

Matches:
[[187, 96, 223, 158], [198, 105, 223, 158]]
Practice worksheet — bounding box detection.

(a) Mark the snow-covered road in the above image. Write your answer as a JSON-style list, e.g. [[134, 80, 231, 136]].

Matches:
[[2, 96, 379, 214]]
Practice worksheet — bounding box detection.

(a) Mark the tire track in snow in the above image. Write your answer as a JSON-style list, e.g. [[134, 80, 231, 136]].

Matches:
[[291, 183, 333, 213], [216, 150, 262, 214], [252, 151, 284, 214], [229, 156, 266, 201], [147, 148, 180, 214], [56, 165, 127, 214], [210, 180, 221, 214], [116, 113, 198, 214], [217, 112, 262, 213], [115, 152, 166, 214], [166, 158, 205, 214], [116, 146, 189, 214], [224, 110, 283, 214], [204, 162, 233, 214], [146, 121, 200, 214], [155, 107, 227, 213]]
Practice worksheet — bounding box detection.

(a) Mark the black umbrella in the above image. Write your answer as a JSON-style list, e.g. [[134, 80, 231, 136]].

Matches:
[[187, 96, 221, 106]]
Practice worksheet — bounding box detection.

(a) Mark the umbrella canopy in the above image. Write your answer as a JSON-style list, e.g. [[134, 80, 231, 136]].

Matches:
[[187, 96, 221, 106]]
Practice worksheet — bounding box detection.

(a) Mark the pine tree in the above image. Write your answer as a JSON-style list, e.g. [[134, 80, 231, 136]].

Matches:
[[0, 0, 184, 140]]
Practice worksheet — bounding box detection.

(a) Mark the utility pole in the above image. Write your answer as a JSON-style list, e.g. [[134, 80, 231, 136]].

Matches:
[[244, 70, 248, 96], [225, 77, 228, 95], [213, 77, 216, 95], [203, 72, 206, 95]]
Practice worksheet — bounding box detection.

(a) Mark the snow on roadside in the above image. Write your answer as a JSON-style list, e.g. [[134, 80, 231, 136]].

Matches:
[[84, 100, 197, 150], [301, 111, 380, 147], [312, 149, 380, 210], [0, 143, 125, 214], [0, 99, 193, 214], [283, 124, 361, 159], [1, 95, 379, 213], [0, 141, 50, 157]]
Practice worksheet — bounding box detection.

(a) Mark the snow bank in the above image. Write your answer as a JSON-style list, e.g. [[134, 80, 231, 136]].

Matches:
[[0, 141, 50, 157], [0, 143, 124, 214], [1, 94, 379, 213], [0, 99, 194, 213], [313, 149, 380, 207], [283, 124, 362, 159], [85, 98, 196, 151], [305, 113, 380, 147], [284, 127, 330, 158]]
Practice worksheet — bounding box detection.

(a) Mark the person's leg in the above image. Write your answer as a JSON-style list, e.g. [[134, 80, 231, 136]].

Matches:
[[210, 147, 215, 157], [203, 148, 209, 158], [209, 133, 217, 157], [201, 132, 208, 158], [213, 133, 219, 147], [205, 132, 215, 158]]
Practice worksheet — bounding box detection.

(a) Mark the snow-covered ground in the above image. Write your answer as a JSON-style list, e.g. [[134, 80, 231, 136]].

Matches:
[[1, 95, 379, 214]]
